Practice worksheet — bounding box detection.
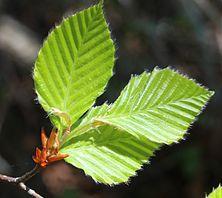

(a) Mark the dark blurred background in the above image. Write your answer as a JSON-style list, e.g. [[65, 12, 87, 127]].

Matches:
[[0, 0, 222, 197]]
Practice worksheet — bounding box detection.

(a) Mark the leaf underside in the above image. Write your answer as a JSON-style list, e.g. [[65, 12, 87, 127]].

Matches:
[[34, 2, 115, 132], [207, 185, 222, 198], [61, 125, 159, 185], [61, 104, 158, 185]]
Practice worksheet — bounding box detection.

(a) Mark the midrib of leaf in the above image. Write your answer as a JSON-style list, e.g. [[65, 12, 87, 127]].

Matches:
[[63, 132, 140, 150], [99, 93, 208, 119], [34, 1, 116, 133], [62, 8, 103, 112]]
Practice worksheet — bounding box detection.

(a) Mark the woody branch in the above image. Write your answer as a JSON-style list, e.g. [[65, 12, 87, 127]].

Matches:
[[0, 164, 43, 198]]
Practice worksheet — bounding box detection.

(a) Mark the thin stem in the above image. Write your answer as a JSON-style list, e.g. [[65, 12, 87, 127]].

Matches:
[[16, 164, 40, 183], [0, 165, 43, 198], [61, 119, 105, 147]]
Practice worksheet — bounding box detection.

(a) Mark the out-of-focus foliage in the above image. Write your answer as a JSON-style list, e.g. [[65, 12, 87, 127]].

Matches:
[[0, 0, 222, 197]]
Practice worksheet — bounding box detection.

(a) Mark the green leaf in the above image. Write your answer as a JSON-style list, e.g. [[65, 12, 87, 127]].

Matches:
[[33, 1, 214, 185], [60, 67, 213, 185], [65, 68, 214, 144], [33, 2, 115, 132], [207, 184, 222, 198], [61, 107, 159, 185]]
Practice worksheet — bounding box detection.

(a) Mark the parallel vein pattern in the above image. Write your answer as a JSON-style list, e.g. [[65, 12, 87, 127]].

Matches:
[[33, 1, 214, 185], [34, 3, 115, 130], [61, 124, 159, 185], [68, 68, 214, 144], [99, 68, 214, 144]]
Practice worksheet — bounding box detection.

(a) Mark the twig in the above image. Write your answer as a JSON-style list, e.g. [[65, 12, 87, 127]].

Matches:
[[16, 164, 40, 183], [0, 165, 43, 198]]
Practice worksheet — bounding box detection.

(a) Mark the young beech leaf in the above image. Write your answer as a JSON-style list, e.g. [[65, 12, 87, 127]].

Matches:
[[64, 67, 214, 145], [33, 1, 214, 186], [207, 184, 222, 198], [61, 119, 160, 185], [33, 2, 115, 133], [60, 68, 214, 185], [61, 104, 159, 185]]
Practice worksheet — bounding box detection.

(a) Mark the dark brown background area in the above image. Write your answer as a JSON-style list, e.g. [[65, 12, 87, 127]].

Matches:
[[0, 0, 222, 197]]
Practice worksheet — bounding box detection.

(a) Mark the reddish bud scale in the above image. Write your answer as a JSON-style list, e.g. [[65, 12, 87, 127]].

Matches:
[[32, 128, 69, 168]]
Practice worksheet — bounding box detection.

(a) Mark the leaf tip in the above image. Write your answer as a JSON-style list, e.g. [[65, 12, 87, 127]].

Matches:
[[209, 90, 215, 97]]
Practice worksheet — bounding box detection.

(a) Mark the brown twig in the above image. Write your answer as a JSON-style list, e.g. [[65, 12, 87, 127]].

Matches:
[[0, 165, 43, 198]]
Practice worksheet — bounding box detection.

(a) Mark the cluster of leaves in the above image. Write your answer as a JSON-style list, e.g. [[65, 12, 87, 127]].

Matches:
[[33, 1, 214, 185]]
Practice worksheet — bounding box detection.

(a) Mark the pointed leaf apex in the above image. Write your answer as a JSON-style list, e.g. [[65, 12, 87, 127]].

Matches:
[[209, 90, 215, 97]]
